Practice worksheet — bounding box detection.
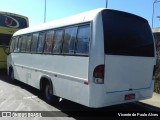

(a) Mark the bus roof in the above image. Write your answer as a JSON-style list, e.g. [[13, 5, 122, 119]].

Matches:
[[152, 27, 160, 33], [13, 8, 106, 36]]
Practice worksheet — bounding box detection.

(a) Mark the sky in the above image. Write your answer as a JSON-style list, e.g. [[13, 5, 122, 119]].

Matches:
[[0, 0, 159, 28]]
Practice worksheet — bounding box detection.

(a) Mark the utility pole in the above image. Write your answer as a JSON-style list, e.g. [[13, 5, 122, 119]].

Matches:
[[106, 0, 108, 8], [44, 0, 46, 23], [152, 0, 160, 28]]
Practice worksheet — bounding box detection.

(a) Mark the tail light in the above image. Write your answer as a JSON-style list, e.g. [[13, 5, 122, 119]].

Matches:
[[152, 65, 157, 80], [93, 65, 104, 84]]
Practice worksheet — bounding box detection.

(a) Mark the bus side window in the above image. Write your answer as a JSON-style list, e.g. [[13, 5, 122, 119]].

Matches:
[[17, 36, 22, 52], [26, 34, 32, 53], [52, 30, 63, 54], [10, 37, 15, 53], [37, 31, 46, 53], [62, 27, 77, 54], [44, 30, 54, 54], [21, 35, 27, 52], [31, 33, 39, 53], [13, 37, 19, 52], [75, 25, 90, 55]]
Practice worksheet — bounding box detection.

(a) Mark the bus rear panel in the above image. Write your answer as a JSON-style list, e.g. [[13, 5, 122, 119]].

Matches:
[[89, 9, 156, 108]]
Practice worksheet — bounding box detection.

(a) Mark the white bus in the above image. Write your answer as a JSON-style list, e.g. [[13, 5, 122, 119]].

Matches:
[[7, 8, 156, 108]]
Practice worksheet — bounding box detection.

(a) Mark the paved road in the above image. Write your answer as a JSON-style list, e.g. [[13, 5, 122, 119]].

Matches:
[[0, 72, 160, 120]]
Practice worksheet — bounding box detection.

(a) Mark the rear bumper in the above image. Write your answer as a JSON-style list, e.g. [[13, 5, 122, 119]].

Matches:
[[89, 80, 154, 108]]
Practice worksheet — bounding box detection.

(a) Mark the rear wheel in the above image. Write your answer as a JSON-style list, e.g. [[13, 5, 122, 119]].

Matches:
[[43, 82, 58, 104], [9, 69, 15, 82]]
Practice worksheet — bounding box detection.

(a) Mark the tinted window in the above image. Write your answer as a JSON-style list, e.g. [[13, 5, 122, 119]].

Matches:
[[26, 34, 32, 53], [31, 33, 39, 53], [62, 27, 77, 54], [13, 37, 19, 52], [20, 35, 27, 52], [17, 36, 22, 52], [37, 32, 46, 53], [102, 10, 154, 57], [44, 30, 54, 54], [52, 30, 63, 54], [10, 37, 15, 53], [76, 25, 90, 55]]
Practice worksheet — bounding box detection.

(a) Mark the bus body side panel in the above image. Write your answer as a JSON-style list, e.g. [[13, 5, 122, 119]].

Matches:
[[9, 53, 90, 107], [88, 12, 105, 107]]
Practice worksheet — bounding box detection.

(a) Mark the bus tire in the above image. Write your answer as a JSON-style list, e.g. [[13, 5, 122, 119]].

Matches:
[[9, 68, 15, 82], [42, 81, 58, 104]]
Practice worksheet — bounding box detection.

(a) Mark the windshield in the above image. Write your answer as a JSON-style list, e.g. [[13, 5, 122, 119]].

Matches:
[[102, 9, 154, 57]]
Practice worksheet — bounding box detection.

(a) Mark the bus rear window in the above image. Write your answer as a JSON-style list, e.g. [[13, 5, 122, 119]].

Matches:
[[102, 10, 154, 57]]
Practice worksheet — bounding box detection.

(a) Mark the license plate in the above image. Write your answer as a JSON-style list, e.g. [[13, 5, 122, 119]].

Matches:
[[125, 94, 135, 101]]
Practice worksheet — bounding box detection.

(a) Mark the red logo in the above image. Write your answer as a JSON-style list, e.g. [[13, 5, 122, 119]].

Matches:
[[3, 15, 19, 28], [5, 17, 13, 26]]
